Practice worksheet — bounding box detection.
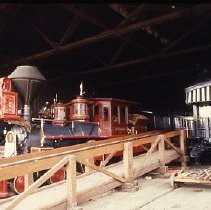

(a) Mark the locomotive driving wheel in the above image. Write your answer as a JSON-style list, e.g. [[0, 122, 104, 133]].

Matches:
[[12, 176, 25, 194], [49, 168, 66, 184]]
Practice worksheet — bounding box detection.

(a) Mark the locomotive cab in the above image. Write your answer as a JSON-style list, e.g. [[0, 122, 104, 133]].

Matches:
[[88, 98, 131, 137]]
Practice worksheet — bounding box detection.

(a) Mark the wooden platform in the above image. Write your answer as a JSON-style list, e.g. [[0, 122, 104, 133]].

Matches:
[[0, 149, 179, 210]]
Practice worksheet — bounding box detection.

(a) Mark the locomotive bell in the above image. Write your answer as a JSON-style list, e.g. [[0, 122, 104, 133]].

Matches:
[[9, 65, 46, 120]]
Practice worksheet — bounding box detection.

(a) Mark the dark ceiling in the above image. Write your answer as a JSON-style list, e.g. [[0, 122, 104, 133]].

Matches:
[[1, 3, 211, 114]]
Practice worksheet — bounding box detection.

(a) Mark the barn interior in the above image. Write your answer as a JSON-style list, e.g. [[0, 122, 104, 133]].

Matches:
[[1, 3, 211, 209], [1, 3, 211, 114]]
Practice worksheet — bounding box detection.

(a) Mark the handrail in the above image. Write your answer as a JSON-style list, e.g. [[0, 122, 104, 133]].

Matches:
[[0, 130, 183, 182]]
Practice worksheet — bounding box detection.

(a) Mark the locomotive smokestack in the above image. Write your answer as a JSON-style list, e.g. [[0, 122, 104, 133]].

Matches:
[[9, 65, 46, 120]]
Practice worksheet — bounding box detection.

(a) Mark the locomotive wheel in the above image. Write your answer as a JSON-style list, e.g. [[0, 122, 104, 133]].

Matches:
[[49, 168, 66, 184], [12, 176, 25, 194]]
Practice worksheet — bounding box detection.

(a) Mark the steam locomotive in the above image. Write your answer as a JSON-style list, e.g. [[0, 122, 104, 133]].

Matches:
[[0, 65, 148, 196]]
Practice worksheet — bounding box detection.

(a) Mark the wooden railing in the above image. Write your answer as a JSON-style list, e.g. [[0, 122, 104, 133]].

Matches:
[[0, 130, 187, 209]]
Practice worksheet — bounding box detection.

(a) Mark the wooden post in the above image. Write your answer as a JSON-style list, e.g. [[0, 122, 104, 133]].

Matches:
[[66, 155, 81, 210], [158, 135, 167, 174], [122, 142, 139, 192], [24, 173, 34, 190], [180, 129, 187, 155], [180, 129, 188, 168], [123, 142, 133, 182], [85, 157, 94, 173]]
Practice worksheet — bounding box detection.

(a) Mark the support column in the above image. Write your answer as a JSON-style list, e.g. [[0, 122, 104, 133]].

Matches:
[[180, 129, 188, 169], [158, 135, 167, 174], [121, 142, 139, 192], [66, 155, 82, 210], [24, 173, 34, 190], [85, 157, 94, 173]]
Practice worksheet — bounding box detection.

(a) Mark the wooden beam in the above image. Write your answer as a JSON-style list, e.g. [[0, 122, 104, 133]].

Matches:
[[109, 4, 151, 64], [60, 3, 150, 62], [164, 138, 183, 155], [109, 41, 128, 64], [160, 17, 209, 54], [79, 158, 126, 183], [59, 4, 108, 30], [59, 16, 82, 45], [0, 9, 185, 70], [114, 4, 168, 45], [139, 17, 209, 78], [0, 3, 210, 74], [100, 151, 116, 167], [116, 4, 146, 28], [109, 4, 128, 17], [109, 4, 148, 64], [71, 43, 211, 77], [140, 136, 161, 167], [27, 19, 55, 48]]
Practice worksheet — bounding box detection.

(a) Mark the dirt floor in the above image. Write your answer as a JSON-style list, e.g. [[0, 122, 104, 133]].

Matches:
[[81, 165, 211, 210]]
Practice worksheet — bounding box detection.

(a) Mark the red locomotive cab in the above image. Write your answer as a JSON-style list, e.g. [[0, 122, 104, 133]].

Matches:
[[52, 102, 66, 126], [88, 98, 131, 137], [69, 96, 89, 122]]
